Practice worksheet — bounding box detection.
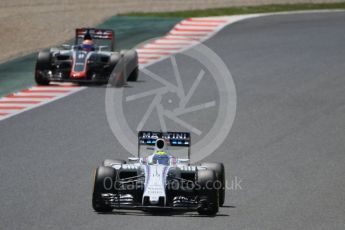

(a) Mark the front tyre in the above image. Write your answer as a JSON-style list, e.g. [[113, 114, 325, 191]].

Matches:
[[201, 163, 225, 206], [35, 51, 51, 85], [196, 170, 219, 215], [92, 166, 116, 212]]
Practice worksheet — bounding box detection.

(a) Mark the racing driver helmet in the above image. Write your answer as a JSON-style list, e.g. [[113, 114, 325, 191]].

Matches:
[[152, 138, 170, 165], [82, 39, 94, 51]]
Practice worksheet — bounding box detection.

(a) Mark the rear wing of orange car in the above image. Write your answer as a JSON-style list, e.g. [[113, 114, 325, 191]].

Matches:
[[75, 28, 115, 51]]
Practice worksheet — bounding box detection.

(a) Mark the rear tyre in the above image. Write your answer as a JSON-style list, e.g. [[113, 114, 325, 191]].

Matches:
[[108, 53, 120, 71], [126, 66, 138, 82], [102, 159, 126, 167], [35, 51, 51, 85], [201, 163, 225, 206], [108, 55, 125, 87], [121, 49, 138, 82], [92, 166, 116, 212], [196, 170, 219, 215]]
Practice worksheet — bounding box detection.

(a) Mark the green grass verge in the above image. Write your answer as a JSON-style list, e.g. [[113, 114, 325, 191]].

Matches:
[[120, 3, 345, 18]]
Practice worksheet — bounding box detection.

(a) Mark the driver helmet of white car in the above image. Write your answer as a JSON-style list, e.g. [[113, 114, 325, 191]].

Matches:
[[150, 138, 170, 165]]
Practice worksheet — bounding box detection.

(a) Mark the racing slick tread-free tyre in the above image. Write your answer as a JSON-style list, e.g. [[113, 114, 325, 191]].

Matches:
[[92, 166, 116, 212], [35, 51, 51, 86], [201, 162, 225, 206], [108, 55, 125, 87], [102, 159, 126, 167], [126, 66, 138, 82], [108, 53, 120, 71], [121, 49, 138, 82], [196, 169, 219, 215]]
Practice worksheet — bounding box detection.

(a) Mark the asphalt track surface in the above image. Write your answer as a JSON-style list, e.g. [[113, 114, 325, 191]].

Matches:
[[1, 12, 345, 230]]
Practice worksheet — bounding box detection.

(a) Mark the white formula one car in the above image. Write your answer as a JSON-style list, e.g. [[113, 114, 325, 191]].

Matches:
[[92, 131, 225, 215]]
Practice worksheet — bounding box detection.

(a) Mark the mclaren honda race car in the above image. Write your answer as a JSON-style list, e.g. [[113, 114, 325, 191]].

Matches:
[[34, 28, 138, 85], [92, 131, 225, 215]]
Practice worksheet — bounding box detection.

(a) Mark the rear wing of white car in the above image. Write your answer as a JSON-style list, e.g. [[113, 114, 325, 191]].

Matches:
[[137, 131, 191, 159]]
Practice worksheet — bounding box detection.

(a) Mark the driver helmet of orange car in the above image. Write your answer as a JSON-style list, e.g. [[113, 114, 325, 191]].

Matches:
[[81, 39, 94, 51]]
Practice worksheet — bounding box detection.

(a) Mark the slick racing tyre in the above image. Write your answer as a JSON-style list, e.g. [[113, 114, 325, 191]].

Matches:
[[201, 163, 225, 206], [121, 49, 138, 82], [108, 53, 120, 71], [196, 169, 219, 215], [126, 66, 138, 82], [92, 166, 116, 212], [35, 51, 51, 86]]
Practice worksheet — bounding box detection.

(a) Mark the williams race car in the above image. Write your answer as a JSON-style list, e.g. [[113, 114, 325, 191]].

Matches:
[[35, 28, 138, 85], [92, 131, 225, 215]]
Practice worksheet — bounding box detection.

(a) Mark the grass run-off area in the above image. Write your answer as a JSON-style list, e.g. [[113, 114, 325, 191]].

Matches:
[[120, 3, 345, 17]]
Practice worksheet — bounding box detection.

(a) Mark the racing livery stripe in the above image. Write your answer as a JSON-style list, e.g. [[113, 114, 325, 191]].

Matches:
[[143, 164, 150, 195]]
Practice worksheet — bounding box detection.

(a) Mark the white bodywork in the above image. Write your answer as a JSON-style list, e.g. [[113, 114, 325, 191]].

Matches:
[[143, 164, 169, 205], [110, 158, 198, 206]]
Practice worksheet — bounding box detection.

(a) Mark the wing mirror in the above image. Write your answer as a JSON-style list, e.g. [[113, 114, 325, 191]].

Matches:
[[128, 157, 139, 162], [99, 46, 110, 51], [177, 159, 190, 164], [61, 44, 71, 49]]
